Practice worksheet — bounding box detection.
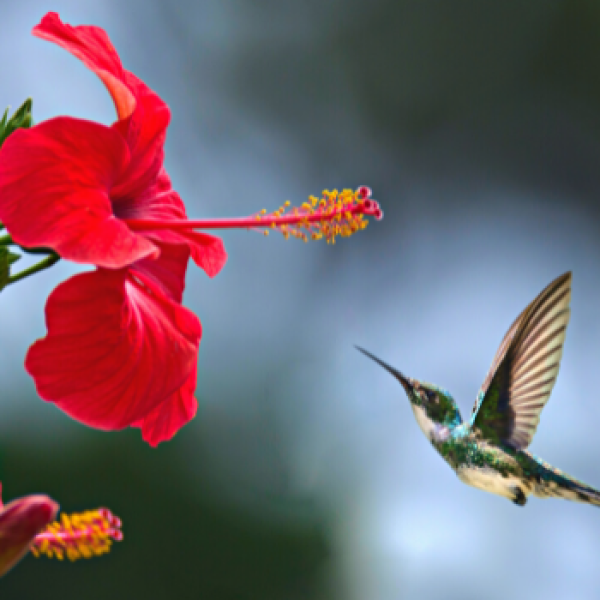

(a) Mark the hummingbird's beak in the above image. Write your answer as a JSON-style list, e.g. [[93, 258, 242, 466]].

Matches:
[[355, 346, 413, 394]]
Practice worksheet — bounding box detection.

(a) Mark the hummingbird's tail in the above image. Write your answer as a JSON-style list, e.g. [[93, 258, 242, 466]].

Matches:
[[528, 453, 600, 507], [551, 481, 600, 507]]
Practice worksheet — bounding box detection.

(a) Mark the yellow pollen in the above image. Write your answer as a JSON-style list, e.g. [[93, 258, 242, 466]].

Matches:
[[31, 509, 122, 562], [250, 187, 380, 244]]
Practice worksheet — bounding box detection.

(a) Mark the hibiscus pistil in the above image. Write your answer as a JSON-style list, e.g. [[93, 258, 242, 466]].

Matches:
[[32, 508, 123, 561], [123, 187, 383, 245]]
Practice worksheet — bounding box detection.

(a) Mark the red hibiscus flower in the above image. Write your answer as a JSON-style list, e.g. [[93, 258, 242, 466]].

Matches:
[[0, 13, 226, 446], [0, 482, 122, 578], [0, 13, 383, 447]]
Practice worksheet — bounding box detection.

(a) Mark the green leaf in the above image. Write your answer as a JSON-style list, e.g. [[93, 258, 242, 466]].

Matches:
[[0, 98, 33, 148], [10, 98, 32, 124], [0, 108, 8, 132]]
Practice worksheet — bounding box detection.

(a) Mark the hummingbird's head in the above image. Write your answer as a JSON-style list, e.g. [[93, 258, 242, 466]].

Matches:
[[356, 346, 462, 443]]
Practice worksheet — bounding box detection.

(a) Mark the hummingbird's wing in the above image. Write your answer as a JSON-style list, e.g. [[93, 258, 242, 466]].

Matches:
[[469, 272, 571, 450]]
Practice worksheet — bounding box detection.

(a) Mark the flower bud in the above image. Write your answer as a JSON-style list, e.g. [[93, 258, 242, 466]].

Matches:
[[0, 484, 58, 577]]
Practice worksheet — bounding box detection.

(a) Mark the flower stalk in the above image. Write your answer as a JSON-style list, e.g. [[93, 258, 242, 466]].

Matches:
[[6, 254, 60, 285]]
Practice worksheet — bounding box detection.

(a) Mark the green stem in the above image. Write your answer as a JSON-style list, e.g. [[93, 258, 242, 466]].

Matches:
[[0, 235, 55, 255], [18, 245, 55, 255], [7, 254, 60, 285]]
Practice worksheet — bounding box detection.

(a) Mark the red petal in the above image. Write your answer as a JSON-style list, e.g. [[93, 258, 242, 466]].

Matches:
[[33, 12, 136, 120], [133, 365, 198, 447], [116, 172, 228, 277], [0, 118, 158, 268], [180, 231, 227, 277], [25, 269, 201, 433], [133, 241, 190, 304], [34, 13, 171, 197], [110, 78, 170, 200]]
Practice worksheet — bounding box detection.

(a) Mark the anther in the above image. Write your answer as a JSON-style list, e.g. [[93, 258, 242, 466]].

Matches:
[[32, 508, 123, 562]]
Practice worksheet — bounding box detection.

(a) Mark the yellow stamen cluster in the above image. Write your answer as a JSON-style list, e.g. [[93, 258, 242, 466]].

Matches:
[[31, 509, 122, 562], [254, 188, 381, 244]]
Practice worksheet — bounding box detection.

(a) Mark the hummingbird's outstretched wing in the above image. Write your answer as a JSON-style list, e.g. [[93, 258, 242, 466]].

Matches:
[[469, 272, 571, 450]]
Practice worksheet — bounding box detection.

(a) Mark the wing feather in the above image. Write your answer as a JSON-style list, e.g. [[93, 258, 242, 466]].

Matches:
[[470, 272, 571, 449]]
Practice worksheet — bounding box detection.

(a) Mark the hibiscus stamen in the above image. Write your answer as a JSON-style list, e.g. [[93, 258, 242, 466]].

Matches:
[[31, 508, 122, 561], [124, 186, 383, 244]]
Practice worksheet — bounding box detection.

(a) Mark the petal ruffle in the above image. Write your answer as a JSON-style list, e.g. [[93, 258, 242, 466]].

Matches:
[[25, 269, 201, 432], [33, 12, 136, 120], [178, 231, 227, 278], [34, 12, 171, 199], [132, 240, 190, 304], [133, 365, 198, 447], [110, 78, 170, 200], [0, 118, 159, 268]]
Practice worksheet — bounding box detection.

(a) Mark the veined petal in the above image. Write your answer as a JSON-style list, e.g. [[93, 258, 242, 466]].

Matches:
[[34, 12, 171, 197], [25, 269, 201, 433], [133, 241, 190, 304], [33, 12, 136, 120], [178, 231, 227, 278], [110, 77, 170, 199], [0, 118, 158, 268], [144, 223, 227, 278], [132, 365, 198, 447]]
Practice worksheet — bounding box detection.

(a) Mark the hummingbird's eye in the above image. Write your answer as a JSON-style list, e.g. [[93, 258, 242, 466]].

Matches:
[[425, 390, 438, 403]]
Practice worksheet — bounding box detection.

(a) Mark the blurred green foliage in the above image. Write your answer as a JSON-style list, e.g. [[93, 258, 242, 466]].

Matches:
[[0, 434, 331, 599]]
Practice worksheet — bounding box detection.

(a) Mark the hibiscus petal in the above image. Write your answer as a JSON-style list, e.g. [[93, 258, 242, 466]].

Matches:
[[115, 174, 228, 278], [34, 12, 171, 199], [144, 224, 227, 278], [179, 231, 227, 277], [25, 269, 201, 433], [33, 12, 136, 120], [110, 77, 170, 200], [132, 365, 198, 447], [0, 118, 159, 268], [133, 241, 190, 304]]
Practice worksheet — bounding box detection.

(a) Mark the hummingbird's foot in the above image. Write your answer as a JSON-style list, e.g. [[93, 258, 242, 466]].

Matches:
[[511, 487, 527, 506]]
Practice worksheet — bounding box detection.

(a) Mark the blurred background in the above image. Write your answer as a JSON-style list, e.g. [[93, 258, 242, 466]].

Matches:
[[1, 1, 600, 598]]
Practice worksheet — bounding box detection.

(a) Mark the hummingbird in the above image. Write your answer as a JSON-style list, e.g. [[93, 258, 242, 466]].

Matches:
[[357, 272, 600, 507]]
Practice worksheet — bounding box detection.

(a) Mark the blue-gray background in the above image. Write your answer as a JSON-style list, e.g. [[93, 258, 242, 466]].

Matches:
[[1, 1, 600, 599]]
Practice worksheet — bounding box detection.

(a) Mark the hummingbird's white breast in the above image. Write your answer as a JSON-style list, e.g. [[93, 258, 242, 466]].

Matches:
[[411, 404, 451, 443], [456, 465, 532, 501]]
